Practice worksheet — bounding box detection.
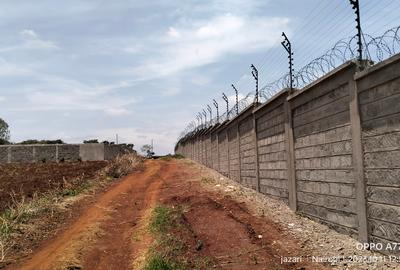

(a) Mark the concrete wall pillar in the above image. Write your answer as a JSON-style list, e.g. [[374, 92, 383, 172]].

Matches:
[[252, 111, 260, 192], [349, 78, 369, 243], [237, 122, 241, 183], [7, 146, 11, 163], [284, 100, 297, 211], [55, 145, 59, 162]]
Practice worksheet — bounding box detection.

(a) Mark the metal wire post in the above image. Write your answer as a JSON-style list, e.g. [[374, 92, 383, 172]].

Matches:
[[231, 84, 239, 115], [349, 0, 363, 62], [213, 99, 219, 123], [207, 105, 212, 125], [281, 32, 294, 92], [251, 65, 259, 103], [222, 93, 229, 120]]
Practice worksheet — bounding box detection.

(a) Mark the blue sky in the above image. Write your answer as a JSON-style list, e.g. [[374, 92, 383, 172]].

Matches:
[[0, 0, 398, 154]]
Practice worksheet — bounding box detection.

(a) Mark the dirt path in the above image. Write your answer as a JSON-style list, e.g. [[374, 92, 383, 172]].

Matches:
[[15, 159, 327, 270]]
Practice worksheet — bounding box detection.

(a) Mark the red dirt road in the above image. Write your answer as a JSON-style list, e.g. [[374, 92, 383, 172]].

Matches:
[[14, 159, 327, 270]]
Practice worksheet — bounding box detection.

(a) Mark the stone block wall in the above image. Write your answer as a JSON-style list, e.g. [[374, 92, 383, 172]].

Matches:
[[211, 133, 219, 171], [34, 145, 57, 162], [58, 145, 80, 161], [228, 124, 240, 182], [255, 94, 289, 203], [290, 65, 358, 235], [104, 144, 135, 160], [357, 55, 400, 251], [205, 134, 212, 169], [0, 147, 7, 163], [10, 146, 34, 163], [175, 54, 400, 252], [0, 143, 133, 164], [239, 116, 257, 189], [218, 130, 229, 177]]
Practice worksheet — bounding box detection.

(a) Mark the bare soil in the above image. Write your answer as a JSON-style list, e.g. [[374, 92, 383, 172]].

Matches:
[[9, 159, 398, 269], [0, 161, 107, 211]]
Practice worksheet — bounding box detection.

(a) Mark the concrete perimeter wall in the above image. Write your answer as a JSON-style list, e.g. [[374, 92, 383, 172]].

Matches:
[[176, 54, 400, 254], [0, 143, 135, 164]]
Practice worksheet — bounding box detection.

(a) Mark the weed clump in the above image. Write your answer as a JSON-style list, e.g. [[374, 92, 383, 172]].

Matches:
[[103, 153, 143, 178], [0, 192, 59, 262]]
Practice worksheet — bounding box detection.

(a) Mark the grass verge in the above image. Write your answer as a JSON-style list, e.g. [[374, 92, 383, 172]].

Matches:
[[158, 154, 185, 161]]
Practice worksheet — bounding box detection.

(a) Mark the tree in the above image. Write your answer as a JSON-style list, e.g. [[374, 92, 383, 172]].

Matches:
[[83, 139, 99, 144], [19, 139, 64, 145], [0, 118, 10, 145], [141, 144, 154, 158]]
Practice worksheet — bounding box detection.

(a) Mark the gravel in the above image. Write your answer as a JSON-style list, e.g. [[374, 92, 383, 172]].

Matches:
[[191, 161, 400, 270]]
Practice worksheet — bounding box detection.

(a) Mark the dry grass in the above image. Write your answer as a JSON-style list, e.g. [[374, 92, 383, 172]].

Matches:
[[0, 191, 61, 262], [103, 153, 144, 178]]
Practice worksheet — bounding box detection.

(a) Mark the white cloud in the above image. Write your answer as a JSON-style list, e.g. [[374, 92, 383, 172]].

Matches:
[[20, 29, 58, 50], [131, 13, 289, 80], [167, 27, 181, 38], [5, 73, 137, 115], [0, 29, 58, 52], [93, 127, 181, 155], [104, 107, 132, 116], [0, 58, 32, 76], [162, 87, 181, 96], [24, 88, 135, 114], [0, 96, 5, 102], [20, 29, 38, 39], [228, 93, 246, 105]]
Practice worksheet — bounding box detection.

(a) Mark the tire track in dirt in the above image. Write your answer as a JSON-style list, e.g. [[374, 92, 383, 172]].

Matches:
[[15, 160, 171, 270], [81, 161, 174, 269], [15, 159, 330, 269]]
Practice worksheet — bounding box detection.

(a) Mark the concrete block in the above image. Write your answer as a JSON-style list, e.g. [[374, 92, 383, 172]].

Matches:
[[0, 147, 8, 163], [58, 145, 80, 161], [34, 145, 57, 162], [10, 146, 34, 163], [368, 202, 400, 225], [367, 186, 400, 205], [369, 219, 400, 242], [364, 150, 400, 168], [365, 169, 400, 187], [80, 143, 105, 161]]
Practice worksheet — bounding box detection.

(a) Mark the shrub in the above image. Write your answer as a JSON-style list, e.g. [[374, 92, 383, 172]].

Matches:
[[103, 153, 143, 178], [83, 139, 99, 144]]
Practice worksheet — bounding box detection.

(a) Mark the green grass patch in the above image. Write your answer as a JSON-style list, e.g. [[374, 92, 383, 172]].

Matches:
[[143, 205, 214, 270], [158, 154, 185, 161], [149, 206, 177, 234], [143, 254, 186, 270], [61, 181, 91, 197], [144, 205, 188, 270]]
